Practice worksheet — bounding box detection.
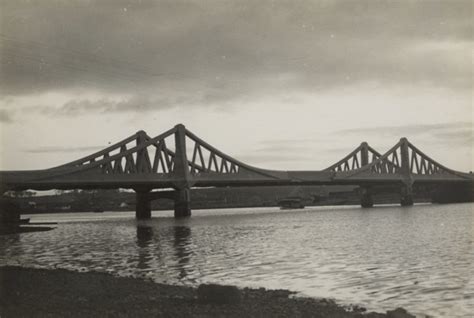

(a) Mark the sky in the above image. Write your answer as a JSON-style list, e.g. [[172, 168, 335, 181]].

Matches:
[[0, 0, 472, 172]]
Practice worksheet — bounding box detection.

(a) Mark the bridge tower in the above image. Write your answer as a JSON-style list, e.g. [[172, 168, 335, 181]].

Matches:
[[359, 142, 374, 208], [173, 124, 192, 218], [134, 124, 193, 219], [399, 138, 414, 206]]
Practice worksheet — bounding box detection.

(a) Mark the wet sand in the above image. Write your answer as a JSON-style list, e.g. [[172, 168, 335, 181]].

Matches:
[[0, 266, 416, 318]]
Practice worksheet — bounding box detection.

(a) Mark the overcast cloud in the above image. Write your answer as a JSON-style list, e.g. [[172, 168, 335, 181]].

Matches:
[[1, 1, 471, 99], [337, 122, 472, 140], [0, 0, 472, 171]]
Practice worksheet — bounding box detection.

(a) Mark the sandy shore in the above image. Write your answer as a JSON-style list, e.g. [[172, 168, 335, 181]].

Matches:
[[0, 266, 414, 318]]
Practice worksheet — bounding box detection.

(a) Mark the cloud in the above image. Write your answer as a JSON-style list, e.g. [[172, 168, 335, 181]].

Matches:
[[0, 0, 471, 103], [25, 145, 104, 154], [19, 87, 252, 116], [336, 122, 473, 145], [33, 96, 179, 116], [0, 109, 12, 122], [337, 122, 470, 135], [431, 127, 473, 145]]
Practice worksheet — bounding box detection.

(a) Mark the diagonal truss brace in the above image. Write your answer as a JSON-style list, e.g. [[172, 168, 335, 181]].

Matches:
[[325, 142, 388, 172], [344, 138, 470, 180]]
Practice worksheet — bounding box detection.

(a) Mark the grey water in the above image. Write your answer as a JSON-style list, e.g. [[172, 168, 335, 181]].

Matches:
[[0, 203, 472, 317]]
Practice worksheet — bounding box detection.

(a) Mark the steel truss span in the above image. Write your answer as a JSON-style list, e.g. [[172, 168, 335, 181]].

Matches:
[[1, 124, 472, 217]]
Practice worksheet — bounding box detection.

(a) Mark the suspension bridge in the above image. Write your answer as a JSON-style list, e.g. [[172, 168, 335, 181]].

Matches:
[[1, 124, 472, 218]]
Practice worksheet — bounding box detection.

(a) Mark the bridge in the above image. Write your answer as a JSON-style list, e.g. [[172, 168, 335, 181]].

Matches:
[[1, 124, 472, 218]]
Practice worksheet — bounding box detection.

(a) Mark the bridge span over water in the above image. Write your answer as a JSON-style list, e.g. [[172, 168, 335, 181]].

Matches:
[[1, 124, 472, 218]]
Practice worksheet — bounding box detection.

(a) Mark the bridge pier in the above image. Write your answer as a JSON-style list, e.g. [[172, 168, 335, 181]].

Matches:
[[174, 187, 191, 218], [400, 183, 414, 207], [135, 190, 151, 219], [360, 186, 374, 208]]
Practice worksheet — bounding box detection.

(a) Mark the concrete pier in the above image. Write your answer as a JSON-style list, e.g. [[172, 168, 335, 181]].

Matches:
[[400, 183, 414, 207], [135, 190, 151, 219], [174, 187, 191, 218], [360, 186, 374, 208]]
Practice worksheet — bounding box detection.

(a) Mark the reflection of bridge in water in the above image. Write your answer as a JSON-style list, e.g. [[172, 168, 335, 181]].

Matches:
[[1, 124, 472, 218], [135, 224, 192, 280]]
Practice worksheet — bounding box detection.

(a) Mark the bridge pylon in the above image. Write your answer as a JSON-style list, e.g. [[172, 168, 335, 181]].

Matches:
[[359, 143, 374, 208], [360, 142, 370, 166], [173, 124, 192, 218], [399, 138, 414, 206], [134, 131, 153, 219]]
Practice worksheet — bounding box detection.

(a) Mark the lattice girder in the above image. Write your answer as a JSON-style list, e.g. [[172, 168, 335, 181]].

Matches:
[[184, 129, 276, 179], [344, 138, 469, 180], [186, 132, 241, 175], [46, 126, 280, 182], [46, 126, 470, 184], [325, 142, 386, 172], [49, 127, 178, 176], [95, 133, 176, 175], [369, 143, 402, 174], [406, 141, 452, 176]]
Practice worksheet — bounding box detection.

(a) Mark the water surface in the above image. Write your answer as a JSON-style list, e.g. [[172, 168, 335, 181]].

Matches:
[[0, 204, 472, 317]]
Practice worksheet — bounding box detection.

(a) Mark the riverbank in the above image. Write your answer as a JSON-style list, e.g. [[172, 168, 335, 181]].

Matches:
[[6, 185, 436, 214], [0, 266, 415, 318]]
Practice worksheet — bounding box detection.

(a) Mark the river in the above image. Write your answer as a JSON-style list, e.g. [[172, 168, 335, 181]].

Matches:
[[0, 203, 472, 317]]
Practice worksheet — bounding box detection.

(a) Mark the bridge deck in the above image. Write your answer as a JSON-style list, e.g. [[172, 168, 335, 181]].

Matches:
[[1, 169, 471, 192]]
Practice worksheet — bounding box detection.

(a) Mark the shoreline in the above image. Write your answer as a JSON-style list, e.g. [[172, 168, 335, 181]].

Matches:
[[0, 266, 415, 318]]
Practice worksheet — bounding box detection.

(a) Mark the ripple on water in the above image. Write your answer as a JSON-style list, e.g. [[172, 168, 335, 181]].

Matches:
[[1, 204, 473, 317]]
